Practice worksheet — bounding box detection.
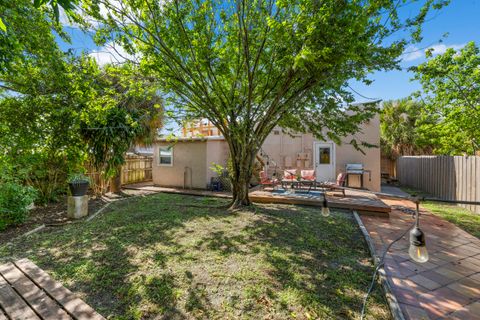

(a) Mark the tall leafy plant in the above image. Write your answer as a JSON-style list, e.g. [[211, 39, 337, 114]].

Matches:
[[0, 0, 163, 200], [79, 61, 163, 192], [0, 0, 87, 203]]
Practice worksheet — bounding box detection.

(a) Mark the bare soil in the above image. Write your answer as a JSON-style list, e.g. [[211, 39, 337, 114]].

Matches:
[[0, 196, 107, 245]]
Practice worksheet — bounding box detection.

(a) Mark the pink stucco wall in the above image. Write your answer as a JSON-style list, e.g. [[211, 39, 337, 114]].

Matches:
[[153, 115, 381, 191]]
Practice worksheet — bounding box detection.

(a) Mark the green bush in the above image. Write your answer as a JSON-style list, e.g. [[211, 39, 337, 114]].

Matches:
[[0, 182, 37, 231]]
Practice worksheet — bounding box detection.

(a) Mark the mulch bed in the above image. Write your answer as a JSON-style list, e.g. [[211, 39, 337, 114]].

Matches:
[[0, 196, 107, 245]]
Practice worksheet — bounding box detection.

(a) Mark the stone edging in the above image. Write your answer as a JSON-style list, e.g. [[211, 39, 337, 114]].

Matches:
[[86, 201, 112, 222], [353, 211, 406, 320], [6, 195, 133, 246]]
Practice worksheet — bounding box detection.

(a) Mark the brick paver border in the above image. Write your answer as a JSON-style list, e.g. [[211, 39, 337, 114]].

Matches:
[[354, 211, 406, 320]]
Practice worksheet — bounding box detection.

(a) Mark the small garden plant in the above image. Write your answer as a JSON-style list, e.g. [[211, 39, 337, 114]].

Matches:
[[0, 182, 36, 231], [67, 173, 90, 184]]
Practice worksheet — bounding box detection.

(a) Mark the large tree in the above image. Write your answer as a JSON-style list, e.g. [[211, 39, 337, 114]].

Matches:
[[0, 53, 163, 199], [84, 0, 447, 208], [411, 41, 480, 155], [0, 0, 85, 202]]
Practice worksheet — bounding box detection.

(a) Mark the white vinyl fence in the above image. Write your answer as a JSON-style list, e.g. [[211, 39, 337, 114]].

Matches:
[[396, 156, 480, 214]]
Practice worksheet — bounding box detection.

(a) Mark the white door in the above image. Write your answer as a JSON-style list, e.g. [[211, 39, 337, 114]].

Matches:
[[314, 142, 335, 182]]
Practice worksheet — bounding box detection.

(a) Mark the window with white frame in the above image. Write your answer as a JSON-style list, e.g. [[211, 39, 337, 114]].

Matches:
[[159, 146, 173, 166]]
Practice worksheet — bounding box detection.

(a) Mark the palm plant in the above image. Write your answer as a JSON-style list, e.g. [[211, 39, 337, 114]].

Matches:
[[380, 99, 438, 159]]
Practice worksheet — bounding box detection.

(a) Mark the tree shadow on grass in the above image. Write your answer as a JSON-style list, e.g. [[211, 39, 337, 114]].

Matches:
[[193, 204, 390, 319], [2, 194, 390, 319], [194, 230, 250, 256], [3, 193, 230, 318], [248, 206, 390, 319]]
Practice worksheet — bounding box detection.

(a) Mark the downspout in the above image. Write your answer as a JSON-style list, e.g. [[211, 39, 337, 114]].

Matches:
[[184, 166, 193, 189]]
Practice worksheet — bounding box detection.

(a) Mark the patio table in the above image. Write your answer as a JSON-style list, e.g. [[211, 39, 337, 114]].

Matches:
[[297, 180, 316, 192], [281, 179, 297, 190], [282, 179, 316, 192]]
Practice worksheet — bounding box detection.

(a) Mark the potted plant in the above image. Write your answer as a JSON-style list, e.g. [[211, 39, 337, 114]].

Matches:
[[67, 173, 90, 197]]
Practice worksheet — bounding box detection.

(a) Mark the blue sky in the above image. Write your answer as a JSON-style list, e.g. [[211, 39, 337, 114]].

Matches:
[[58, 0, 480, 103], [349, 0, 480, 102]]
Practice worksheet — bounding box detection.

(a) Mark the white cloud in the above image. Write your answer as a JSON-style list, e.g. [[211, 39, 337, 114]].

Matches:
[[402, 43, 466, 62], [58, 6, 82, 28], [402, 45, 423, 62], [427, 43, 465, 55], [89, 42, 136, 66]]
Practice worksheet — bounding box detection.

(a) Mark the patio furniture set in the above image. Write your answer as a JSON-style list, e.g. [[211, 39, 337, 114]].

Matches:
[[259, 169, 346, 196]]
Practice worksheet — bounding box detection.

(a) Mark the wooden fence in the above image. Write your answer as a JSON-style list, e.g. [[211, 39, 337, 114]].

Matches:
[[86, 155, 153, 193], [381, 156, 396, 178], [396, 156, 480, 214], [120, 155, 153, 185]]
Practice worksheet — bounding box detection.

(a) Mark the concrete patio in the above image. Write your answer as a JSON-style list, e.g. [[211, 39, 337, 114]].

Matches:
[[360, 197, 480, 320]]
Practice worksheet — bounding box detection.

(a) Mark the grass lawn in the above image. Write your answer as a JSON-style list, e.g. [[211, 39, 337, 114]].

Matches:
[[0, 193, 391, 320], [401, 187, 480, 239]]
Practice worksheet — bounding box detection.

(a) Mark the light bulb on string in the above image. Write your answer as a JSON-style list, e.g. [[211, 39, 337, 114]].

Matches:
[[408, 200, 429, 263]]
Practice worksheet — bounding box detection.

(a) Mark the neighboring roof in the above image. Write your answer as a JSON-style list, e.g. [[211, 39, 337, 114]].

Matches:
[[133, 146, 154, 155], [155, 135, 226, 142]]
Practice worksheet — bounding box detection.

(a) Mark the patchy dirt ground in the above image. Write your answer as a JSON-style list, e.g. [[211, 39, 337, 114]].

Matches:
[[0, 196, 107, 245], [0, 187, 161, 245]]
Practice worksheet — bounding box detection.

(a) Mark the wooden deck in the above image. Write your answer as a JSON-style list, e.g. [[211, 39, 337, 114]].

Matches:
[[250, 188, 391, 215], [0, 259, 104, 320], [124, 183, 391, 215]]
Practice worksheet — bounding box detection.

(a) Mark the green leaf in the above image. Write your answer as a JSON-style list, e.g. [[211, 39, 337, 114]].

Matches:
[[0, 18, 6, 32]]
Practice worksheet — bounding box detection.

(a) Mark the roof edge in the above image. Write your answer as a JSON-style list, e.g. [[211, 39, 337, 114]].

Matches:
[[155, 135, 226, 142]]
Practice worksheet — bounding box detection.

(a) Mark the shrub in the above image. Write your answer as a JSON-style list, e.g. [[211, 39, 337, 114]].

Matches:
[[0, 182, 37, 231]]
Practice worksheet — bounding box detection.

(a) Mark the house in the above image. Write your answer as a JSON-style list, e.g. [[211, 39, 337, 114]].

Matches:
[[152, 116, 381, 192]]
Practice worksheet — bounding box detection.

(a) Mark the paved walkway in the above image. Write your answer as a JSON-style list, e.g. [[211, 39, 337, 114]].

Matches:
[[381, 185, 411, 198], [360, 197, 480, 320]]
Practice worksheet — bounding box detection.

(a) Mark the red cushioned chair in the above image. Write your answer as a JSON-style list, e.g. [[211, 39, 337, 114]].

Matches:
[[259, 171, 279, 190]]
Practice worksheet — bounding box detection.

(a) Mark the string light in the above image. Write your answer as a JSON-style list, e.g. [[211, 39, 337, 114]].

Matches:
[[409, 200, 429, 263]]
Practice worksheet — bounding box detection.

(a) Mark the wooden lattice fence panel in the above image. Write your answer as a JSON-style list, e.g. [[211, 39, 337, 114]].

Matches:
[[86, 155, 153, 193], [120, 155, 153, 185]]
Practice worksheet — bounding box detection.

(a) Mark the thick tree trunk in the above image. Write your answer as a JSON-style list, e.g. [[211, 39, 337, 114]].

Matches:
[[230, 172, 251, 208], [229, 144, 256, 209], [109, 165, 122, 193]]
